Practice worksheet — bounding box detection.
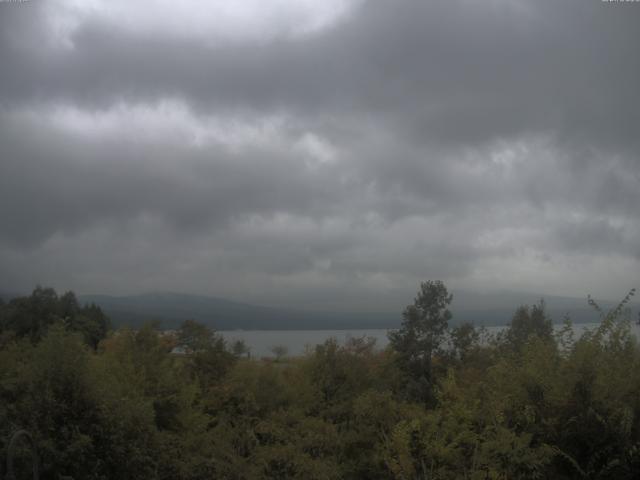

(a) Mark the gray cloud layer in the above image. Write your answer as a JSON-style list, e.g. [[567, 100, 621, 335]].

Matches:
[[0, 0, 638, 309]]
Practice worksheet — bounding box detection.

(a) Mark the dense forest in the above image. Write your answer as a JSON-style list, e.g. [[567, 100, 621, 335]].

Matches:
[[0, 283, 639, 479]]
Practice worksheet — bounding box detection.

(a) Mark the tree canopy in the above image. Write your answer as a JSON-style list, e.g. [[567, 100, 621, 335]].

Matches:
[[0, 284, 639, 479], [0, 287, 110, 348]]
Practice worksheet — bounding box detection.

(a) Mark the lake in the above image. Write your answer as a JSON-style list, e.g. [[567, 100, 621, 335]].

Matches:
[[220, 322, 640, 358]]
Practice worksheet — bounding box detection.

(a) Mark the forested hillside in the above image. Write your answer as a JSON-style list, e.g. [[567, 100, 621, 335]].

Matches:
[[0, 284, 639, 479], [77, 293, 397, 330]]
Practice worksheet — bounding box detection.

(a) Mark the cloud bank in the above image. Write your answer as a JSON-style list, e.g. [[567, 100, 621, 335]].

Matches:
[[1, 0, 638, 310]]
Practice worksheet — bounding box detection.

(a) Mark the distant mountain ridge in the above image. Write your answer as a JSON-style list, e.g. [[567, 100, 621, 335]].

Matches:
[[2, 289, 635, 330], [77, 290, 636, 330], [78, 292, 397, 330]]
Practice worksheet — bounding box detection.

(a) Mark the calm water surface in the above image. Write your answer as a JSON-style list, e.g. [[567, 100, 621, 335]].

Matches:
[[220, 323, 640, 358]]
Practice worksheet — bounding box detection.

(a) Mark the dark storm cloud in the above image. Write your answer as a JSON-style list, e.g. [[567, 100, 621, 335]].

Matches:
[[0, 0, 638, 302], [0, 109, 347, 247], [2, 1, 638, 147]]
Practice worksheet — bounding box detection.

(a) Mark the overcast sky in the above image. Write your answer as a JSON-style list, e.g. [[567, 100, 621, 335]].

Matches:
[[0, 0, 638, 310]]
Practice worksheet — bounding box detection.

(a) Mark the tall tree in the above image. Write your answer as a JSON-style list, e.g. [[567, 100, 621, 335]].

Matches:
[[506, 300, 553, 350], [177, 319, 235, 388], [177, 319, 217, 352], [388, 280, 452, 404]]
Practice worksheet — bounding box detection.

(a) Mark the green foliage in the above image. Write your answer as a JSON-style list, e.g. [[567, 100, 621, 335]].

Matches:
[[176, 319, 237, 389], [450, 322, 480, 361], [1, 283, 639, 479], [388, 280, 453, 404], [0, 287, 110, 348], [231, 339, 251, 358], [177, 319, 216, 352], [0, 327, 158, 479], [505, 300, 554, 351]]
